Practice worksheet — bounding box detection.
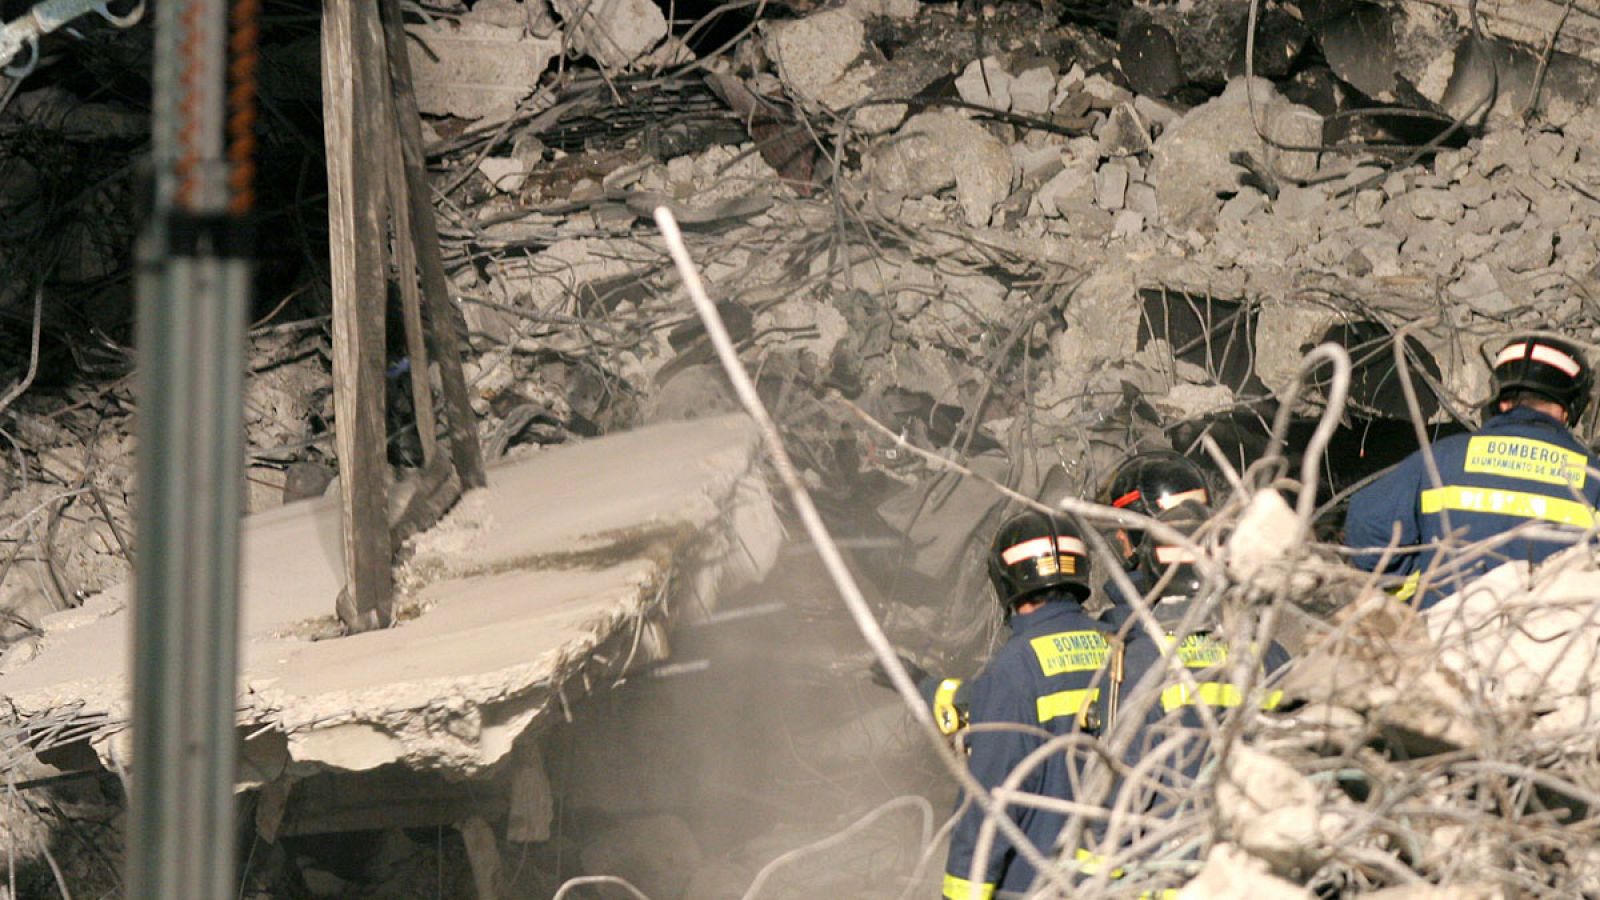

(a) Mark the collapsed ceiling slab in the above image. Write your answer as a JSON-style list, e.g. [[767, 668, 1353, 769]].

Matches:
[[0, 413, 780, 782]]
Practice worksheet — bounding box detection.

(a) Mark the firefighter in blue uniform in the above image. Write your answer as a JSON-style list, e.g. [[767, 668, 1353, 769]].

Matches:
[[876, 454, 1215, 736], [941, 510, 1115, 899], [1344, 334, 1600, 607], [1115, 501, 1290, 825]]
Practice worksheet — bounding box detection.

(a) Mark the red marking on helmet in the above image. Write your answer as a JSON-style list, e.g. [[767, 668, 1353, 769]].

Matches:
[[1000, 536, 1087, 565], [1112, 490, 1142, 509], [1154, 545, 1199, 564], [1156, 488, 1208, 510]]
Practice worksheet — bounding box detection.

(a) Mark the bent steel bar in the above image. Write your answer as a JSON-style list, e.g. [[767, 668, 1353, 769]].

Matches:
[[0, 0, 146, 75]]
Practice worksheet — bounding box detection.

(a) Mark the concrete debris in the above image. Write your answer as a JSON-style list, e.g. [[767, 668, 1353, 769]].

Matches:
[[1225, 489, 1299, 583], [1216, 746, 1325, 875], [868, 110, 1017, 226], [1426, 558, 1600, 734], [956, 57, 1013, 112], [405, 18, 560, 120], [17, 0, 1600, 893], [551, 0, 671, 70], [1147, 78, 1318, 229], [1177, 843, 1313, 900], [764, 9, 875, 113]]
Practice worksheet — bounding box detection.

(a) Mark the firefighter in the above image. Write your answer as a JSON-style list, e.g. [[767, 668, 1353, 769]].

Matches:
[[939, 509, 1117, 899], [1118, 501, 1290, 780], [1076, 501, 1290, 885], [1344, 334, 1600, 607], [1101, 451, 1212, 604]]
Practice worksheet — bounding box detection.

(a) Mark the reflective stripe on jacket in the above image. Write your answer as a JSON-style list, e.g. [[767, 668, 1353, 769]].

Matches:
[[1343, 406, 1600, 607]]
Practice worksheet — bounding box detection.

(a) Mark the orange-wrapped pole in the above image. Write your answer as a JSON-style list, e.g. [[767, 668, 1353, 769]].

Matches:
[[129, 0, 258, 894]]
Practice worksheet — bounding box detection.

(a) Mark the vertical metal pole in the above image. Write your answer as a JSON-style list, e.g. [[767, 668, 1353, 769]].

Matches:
[[129, 0, 251, 895]]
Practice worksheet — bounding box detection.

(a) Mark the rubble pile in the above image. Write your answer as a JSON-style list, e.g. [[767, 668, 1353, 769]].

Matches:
[[3, 0, 1600, 894]]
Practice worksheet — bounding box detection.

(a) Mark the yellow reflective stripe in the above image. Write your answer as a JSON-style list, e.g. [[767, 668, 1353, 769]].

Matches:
[[1392, 571, 1421, 601], [1030, 630, 1110, 675], [1162, 681, 1240, 711], [1074, 848, 1125, 878], [1420, 485, 1595, 527], [1138, 891, 1180, 899], [1036, 687, 1100, 723], [942, 873, 995, 899], [934, 679, 965, 736], [1262, 689, 1284, 710], [1464, 435, 1587, 488]]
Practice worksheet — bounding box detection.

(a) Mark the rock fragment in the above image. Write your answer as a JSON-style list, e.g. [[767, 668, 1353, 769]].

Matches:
[[1098, 102, 1152, 157], [1009, 66, 1056, 116], [956, 57, 1012, 111], [1147, 78, 1317, 229], [405, 19, 560, 120], [551, 0, 669, 70], [1177, 843, 1313, 900], [765, 9, 873, 112], [868, 111, 1016, 226], [1096, 162, 1130, 211]]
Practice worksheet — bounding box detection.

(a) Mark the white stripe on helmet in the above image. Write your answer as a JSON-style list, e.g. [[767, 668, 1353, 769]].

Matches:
[[1000, 535, 1088, 565]]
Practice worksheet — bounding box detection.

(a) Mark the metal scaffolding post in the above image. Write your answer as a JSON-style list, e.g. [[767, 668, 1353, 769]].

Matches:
[[128, 0, 256, 895]]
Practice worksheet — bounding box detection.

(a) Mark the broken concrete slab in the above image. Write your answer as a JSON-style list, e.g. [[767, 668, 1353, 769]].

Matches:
[[0, 415, 779, 781], [1148, 78, 1318, 229], [405, 19, 560, 121]]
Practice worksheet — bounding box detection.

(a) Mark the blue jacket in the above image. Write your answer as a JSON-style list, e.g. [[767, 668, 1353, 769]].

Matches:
[[1115, 620, 1290, 820], [942, 599, 1113, 899], [1344, 406, 1600, 606]]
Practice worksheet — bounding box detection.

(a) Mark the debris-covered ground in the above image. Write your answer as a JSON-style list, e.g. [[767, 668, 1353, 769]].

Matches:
[[4, 0, 1600, 894]]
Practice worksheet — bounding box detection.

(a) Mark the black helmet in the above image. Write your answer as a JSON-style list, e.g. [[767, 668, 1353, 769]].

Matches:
[[1135, 500, 1210, 602], [1492, 335, 1593, 422], [1104, 451, 1210, 544], [988, 510, 1093, 609]]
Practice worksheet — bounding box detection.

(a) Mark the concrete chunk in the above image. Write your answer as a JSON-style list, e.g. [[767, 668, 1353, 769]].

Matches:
[[552, 0, 669, 70], [1095, 162, 1130, 210], [869, 111, 1016, 226], [1009, 66, 1056, 116], [405, 20, 559, 120], [956, 57, 1012, 112]]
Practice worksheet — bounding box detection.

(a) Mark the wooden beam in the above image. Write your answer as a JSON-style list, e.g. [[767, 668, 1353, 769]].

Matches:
[[323, 0, 393, 632], [374, 25, 440, 470], [378, 0, 488, 490]]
